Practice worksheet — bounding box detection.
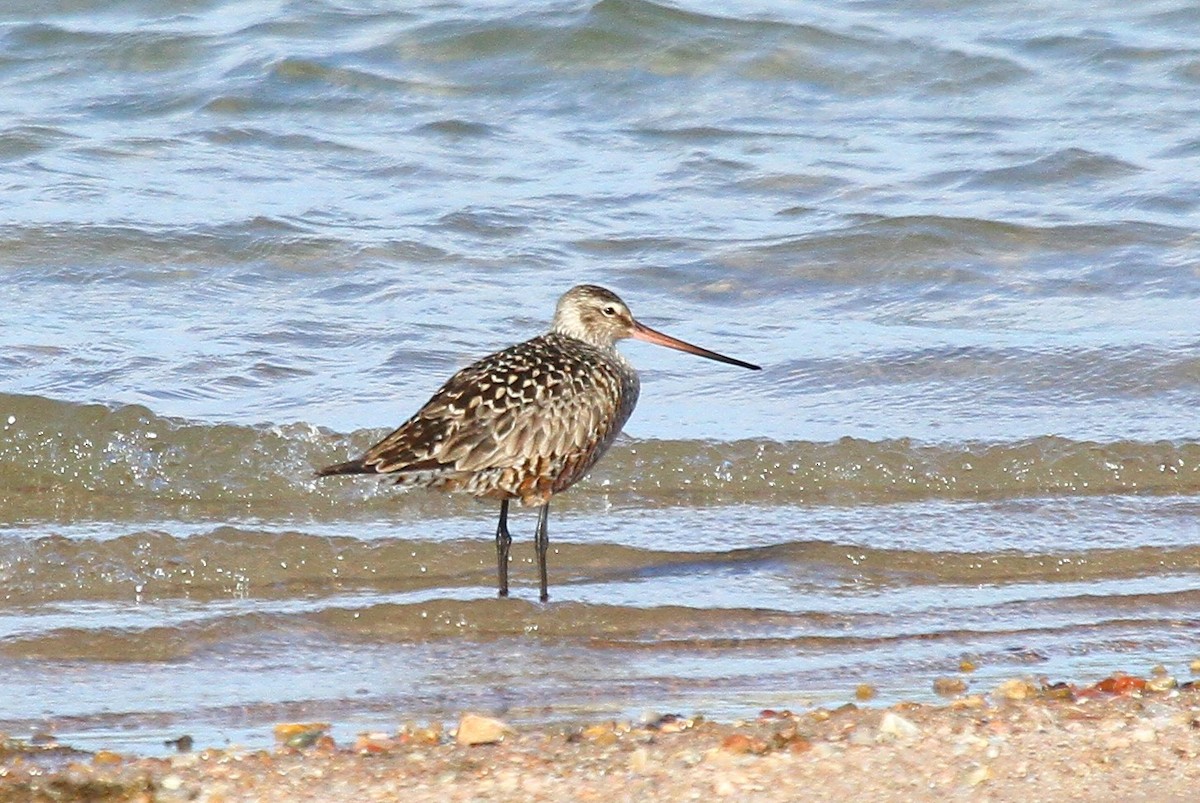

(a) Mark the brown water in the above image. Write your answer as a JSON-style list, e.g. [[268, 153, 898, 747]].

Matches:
[[2, 0, 1200, 755]]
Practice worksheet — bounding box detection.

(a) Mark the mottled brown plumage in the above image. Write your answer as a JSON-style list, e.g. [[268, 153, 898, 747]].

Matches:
[[318, 285, 760, 601]]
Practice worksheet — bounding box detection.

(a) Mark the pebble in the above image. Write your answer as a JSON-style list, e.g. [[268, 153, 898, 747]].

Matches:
[[580, 724, 618, 746], [847, 727, 874, 747], [933, 677, 968, 696], [455, 713, 513, 746], [354, 733, 397, 754], [163, 735, 194, 753], [657, 716, 694, 734], [955, 733, 989, 751], [994, 679, 1038, 700], [720, 733, 766, 754], [273, 722, 328, 740], [274, 722, 329, 749], [399, 723, 442, 746], [1131, 727, 1157, 743], [878, 712, 920, 741], [965, 765, 992, 786], [1146, 675, 1175, 693], [93, 750, 123, 765]]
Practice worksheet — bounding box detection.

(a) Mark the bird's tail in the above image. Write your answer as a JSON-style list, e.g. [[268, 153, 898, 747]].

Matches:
[[315, 458, 375, 477]]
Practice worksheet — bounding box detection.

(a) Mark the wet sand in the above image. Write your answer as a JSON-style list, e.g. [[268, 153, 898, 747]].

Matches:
[[3, 675, 1198, 802]]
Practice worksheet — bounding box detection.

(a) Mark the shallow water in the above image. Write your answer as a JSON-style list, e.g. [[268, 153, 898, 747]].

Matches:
[[2, 0, 1199, 754]]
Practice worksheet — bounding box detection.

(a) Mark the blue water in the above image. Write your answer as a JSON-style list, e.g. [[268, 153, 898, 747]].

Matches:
[[1, 0, 1198, 755]]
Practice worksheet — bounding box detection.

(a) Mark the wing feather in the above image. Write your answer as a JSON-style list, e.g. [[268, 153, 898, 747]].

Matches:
[[340, 333, 638, 501]]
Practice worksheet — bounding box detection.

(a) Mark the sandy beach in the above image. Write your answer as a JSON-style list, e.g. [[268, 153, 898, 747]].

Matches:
[[3, 674, 1198, 802]]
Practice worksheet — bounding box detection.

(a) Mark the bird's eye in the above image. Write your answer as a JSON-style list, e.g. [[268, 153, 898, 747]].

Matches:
[[601, 305, 618, 317]]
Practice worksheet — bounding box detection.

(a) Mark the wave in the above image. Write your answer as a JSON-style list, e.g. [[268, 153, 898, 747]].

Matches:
[[5, 523, 1200, 604], [1, 394, 1197, 524], [4, 579, 1198, 661]]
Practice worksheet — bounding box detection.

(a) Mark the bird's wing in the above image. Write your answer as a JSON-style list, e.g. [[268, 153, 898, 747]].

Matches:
[[360, 336, 625, 476]]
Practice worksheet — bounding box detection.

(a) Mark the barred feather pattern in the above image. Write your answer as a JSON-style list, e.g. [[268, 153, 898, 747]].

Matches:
[[343, 332, 640, 506]]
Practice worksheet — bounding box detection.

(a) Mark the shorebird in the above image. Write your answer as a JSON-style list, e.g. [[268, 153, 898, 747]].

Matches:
[[317, 284, 759, 601]]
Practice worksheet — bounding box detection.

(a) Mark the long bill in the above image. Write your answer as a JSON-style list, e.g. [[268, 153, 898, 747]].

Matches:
[[631, 321, 761, 371]]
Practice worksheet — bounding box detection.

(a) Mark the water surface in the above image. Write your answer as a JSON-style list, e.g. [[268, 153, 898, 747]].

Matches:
[[2, 0, 1199, 753]]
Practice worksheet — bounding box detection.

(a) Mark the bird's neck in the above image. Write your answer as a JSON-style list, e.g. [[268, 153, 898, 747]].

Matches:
[[550, 322, 615, 351]]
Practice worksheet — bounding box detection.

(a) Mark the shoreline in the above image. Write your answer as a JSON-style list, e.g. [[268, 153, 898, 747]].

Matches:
[[3, 673, 1199, 802]]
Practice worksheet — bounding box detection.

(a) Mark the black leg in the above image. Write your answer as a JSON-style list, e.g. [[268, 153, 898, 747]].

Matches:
[[495, 499, 512, 598], [534, 502, 550, 602]]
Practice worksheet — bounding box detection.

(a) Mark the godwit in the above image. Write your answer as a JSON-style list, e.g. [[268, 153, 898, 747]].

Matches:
[[318, 284, 759, 601]]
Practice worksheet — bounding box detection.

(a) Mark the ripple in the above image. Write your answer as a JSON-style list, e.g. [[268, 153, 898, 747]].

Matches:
[[965, 148, 1143, 189]]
